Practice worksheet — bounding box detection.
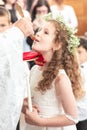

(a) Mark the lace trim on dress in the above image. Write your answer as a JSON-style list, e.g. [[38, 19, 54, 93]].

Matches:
[[65, 114, 78, 124]]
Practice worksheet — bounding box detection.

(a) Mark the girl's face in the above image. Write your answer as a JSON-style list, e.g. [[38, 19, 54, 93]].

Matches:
[[77, 46, 87, 64], [32, 22, 56, 54]]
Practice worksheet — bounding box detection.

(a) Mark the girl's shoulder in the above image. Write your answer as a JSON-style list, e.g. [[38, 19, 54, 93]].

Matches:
[[55, 69, 71, 88], [55, 69, 72, 95], [57, 69, 70, 82], [57, 69, 69, 79], [58, 69, 66, 75]]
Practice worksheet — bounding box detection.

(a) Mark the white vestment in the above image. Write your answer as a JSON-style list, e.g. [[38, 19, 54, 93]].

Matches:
[[0, 27, 29, 130]]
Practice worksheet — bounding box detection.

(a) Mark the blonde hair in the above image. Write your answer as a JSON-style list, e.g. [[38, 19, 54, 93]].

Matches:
[[0, 6, 11, 23], [37, 20, 85, 99]]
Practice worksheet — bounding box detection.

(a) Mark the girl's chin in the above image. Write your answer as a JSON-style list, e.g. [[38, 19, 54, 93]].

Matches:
[[32, 48, 40, 53]]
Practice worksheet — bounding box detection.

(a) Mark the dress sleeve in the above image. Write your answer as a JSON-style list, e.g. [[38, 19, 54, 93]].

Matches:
[[65, 114, 78, 124], [56, 70, 78, 124]]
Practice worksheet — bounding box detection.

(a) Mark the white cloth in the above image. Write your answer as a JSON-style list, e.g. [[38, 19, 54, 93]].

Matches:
[[25, 65, 77, 130], [0, 27, 30, 130], [16, 9, 31, 53], [23, 40, 31, 52], [16, 9, 30, 20], [77, 62, 87, 121], [50, 5, 78, 28]]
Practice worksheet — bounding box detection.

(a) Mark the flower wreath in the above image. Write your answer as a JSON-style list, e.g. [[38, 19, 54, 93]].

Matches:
[[44, 13, 80, 54]]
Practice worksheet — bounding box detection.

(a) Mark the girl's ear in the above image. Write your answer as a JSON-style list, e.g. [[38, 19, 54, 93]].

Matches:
[[53, 42, 62, 51]]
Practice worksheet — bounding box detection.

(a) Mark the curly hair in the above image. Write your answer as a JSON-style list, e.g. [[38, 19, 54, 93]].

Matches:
[[36, 20, 84, 99]]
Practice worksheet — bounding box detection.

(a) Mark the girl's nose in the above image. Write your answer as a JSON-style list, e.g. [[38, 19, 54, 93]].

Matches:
[[36, 31, 41, 37], [35, 31, 41, 41]]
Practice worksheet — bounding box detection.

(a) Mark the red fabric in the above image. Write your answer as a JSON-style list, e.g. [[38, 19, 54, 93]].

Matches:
[[23, 51, 39, 61], [23, 51, 46, 66]]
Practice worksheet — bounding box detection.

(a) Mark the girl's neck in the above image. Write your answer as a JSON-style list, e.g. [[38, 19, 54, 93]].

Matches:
[[38, 50, 53, 69], [41, 50, 53, 63]]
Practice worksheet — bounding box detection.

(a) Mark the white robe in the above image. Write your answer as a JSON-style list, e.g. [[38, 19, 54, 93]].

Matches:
[[0, 27, 29, 130]]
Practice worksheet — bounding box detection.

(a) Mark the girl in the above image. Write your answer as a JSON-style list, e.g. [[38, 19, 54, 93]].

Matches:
[[24, 13, 84, 130]]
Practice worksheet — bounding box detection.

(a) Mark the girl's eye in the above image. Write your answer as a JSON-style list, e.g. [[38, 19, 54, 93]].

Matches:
[[44, 31, 49, 35]]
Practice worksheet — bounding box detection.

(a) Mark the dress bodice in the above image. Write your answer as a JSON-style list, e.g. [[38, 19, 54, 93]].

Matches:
[[30, 65, 66, 118]]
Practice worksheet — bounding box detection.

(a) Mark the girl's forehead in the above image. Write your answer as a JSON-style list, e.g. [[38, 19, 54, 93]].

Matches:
[[42, 21, 55, 30]]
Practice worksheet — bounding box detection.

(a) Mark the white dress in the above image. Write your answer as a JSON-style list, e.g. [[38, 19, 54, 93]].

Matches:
[[25, 65, 77, 130]]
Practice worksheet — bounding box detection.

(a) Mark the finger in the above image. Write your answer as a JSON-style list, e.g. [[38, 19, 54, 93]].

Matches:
[[23, 99, 28, 106], [25, 108, 31, 115], [25, 115, 32, 124], [25, 108, 37, 116], [32, 104, 40, 113], [24, 97, 28, 101], [31, 96, 34, 99]]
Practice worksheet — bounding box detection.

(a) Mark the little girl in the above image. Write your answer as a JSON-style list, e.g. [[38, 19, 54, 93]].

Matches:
[[24, 13, 84, 130]]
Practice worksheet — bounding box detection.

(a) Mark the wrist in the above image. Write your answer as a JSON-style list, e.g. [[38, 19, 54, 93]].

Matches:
[[36, 117, 49, 127], [36, 117, 45, 126]]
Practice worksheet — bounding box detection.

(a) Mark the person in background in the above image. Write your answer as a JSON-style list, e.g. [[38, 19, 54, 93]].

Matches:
[[31, 0, 51, 30], [29, 0, 38, 15], [0, 6, 11, 32], [2, 0, 31, 22], [16, 0, 31, 20], [76, 37, 87, 130], [0, 17, 34, 130], [27, 0, 34, 11], [0, 0, 4, 6], [50, 0, 78, 29], [2, 0, 18, 23], [23, 13, 84, 130]]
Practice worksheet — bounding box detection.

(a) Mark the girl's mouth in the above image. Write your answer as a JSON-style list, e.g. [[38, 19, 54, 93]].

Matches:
[[30, 35, 39, 42], [34, 38, 39, 43]]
